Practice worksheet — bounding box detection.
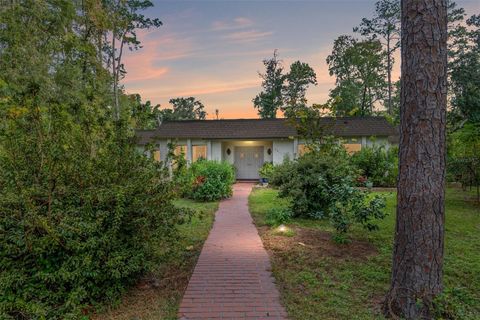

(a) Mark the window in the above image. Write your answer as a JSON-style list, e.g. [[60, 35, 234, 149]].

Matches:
[[343, 143, 362, 154], [174, 145, 187, 158], [193, 145, 207, 162], [153, 150, 161, 162], [297, 144, 310, 156]]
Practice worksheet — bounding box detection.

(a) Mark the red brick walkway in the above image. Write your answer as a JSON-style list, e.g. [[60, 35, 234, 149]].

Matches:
[[178, 183, 287, 320]]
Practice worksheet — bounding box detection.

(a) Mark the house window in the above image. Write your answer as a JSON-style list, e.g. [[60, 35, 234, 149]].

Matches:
[[297, 144, 310, 156], [153, 150, 161, 162], [193, 145, 207, 162], [174, 145, 187, 158], [343, 143, 362, 154]]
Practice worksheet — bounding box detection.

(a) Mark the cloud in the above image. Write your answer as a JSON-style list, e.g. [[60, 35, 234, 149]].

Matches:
[[223, 30, 273, 43], [122, 31, 194, 83], [211, 17, 254, 31], [133, 78, 260, 98]]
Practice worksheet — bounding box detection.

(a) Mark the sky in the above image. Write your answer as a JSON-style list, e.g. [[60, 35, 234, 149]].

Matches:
[[122, 0, 479, 119]]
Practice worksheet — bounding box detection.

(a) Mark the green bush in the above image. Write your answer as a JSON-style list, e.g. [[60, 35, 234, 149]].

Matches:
[[350, 145, 398, 187], [273, 143, 387, 238], [269, 158, 297, 187], [187, 160, 236, 201], [259, 162, 275, 181], [0, 125, 190, 319], [265, 207, 293, 227]]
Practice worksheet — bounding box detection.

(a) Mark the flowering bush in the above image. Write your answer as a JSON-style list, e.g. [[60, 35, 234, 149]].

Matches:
[[187, 160, 236, 201]]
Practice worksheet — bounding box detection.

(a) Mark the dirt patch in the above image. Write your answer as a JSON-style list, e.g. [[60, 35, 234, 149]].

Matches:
[[258, 225, 377, 261]]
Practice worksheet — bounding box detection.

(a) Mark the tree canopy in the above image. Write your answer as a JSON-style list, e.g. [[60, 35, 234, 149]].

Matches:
[[326, 36, 387, 116], [253, 50, 285, 118]]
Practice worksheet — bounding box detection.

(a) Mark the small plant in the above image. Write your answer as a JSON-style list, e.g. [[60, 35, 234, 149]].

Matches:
[[259, 162, 275, 181], [265, 207, 292, 227]]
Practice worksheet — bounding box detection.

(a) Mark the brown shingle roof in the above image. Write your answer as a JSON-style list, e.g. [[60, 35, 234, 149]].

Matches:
[[135, 117, 397, 144]]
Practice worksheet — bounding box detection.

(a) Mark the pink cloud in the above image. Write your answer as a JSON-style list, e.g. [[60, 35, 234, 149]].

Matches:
[[122, 31, 193, 84]]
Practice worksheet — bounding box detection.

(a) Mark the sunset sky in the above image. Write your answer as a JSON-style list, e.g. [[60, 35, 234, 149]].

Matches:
[[122, 0, 478, 119]]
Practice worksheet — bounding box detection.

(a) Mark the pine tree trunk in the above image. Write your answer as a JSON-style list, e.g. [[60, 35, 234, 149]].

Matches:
[[386, 33, 392, 115], [384, 0, 448, 319]]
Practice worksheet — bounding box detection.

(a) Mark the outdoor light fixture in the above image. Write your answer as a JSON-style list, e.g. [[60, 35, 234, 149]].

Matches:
[[226, 148, 231, 155], [267, 148, 272, 155]]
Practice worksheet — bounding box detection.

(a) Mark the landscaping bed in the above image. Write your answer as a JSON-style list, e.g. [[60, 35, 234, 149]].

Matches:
[[92, 199, 218, 320], [249, 187, 480, 320]]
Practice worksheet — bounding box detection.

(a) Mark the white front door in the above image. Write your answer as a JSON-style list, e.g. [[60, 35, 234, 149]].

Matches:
[[234, 146, 264, 180]]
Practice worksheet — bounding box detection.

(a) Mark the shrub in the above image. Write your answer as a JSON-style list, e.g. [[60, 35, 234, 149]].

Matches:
[[274, 144, 387, 238], [0, 127, 190, 319], [269, 158, 297, 187], [350, 145, 398, 187], [259, 162, 275, 181], [187, 160, 235, 201], [265, 207, 293, 227]]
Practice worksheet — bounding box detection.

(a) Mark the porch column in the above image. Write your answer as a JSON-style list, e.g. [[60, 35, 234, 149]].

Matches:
[[361, 136, 367, 148], [167, 139, 173, 178], [293, 138, 299, 159], [187, 138, 193, 165], [207, 140, 212, 160]]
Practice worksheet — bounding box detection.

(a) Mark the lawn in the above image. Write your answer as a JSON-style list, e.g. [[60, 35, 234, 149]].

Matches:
[[92, 199, 218, 320], [249, 187, 480, 320]]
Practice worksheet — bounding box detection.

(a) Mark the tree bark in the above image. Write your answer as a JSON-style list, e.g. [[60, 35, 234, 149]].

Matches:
[[384, 0, 448, 319], [386, 32, 392, 115]]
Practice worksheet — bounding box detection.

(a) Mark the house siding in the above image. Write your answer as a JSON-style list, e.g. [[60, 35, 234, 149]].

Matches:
[[272, 140, 294, 165]]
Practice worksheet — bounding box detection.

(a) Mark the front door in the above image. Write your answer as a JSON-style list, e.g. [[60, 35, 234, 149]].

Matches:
[[234, 146, 264, 180]]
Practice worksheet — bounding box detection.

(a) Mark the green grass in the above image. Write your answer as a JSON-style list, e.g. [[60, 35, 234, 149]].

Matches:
[[93, 199, 219, 320], [249, 187, 480, 320]]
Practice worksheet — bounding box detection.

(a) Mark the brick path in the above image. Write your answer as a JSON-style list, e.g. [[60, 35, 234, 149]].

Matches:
[[178, 183, 287, 320]]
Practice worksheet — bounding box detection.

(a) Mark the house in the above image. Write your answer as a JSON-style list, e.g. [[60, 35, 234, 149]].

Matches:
[[136, 117, 398, 180]]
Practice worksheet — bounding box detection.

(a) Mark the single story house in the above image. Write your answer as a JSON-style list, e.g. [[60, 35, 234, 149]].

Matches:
[[136, 117, 398, 180]]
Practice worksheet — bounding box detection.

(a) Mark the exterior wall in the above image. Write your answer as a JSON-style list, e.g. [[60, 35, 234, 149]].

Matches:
[[272, 140, 294, 165], [137, 136, 396, 164], [297, 136, 394, 154], [221, 141, 273, 165], [211, 141, 222, 161]]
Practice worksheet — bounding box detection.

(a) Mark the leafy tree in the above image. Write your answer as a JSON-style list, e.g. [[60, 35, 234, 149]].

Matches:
[[327, 36, 387, 116], [253, 50, 285, 118], [281, 61, 317, 118], [448, 124, 480, 202], [384, 0, 448, 317], [129, 93, 162, 128], [354, 0, 401, 115], [161, 97, 207, 121], [448, 14, 480, 128], [0, 1, 185, 318], [104, 0, 162, 119]]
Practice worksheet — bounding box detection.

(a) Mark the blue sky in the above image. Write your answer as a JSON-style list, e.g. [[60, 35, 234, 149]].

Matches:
[[122, 0, 479, 118]]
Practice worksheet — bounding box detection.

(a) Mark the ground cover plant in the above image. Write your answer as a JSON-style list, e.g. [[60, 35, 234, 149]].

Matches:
[[249, 187, 480, 319], [92, 199, 219, 320]]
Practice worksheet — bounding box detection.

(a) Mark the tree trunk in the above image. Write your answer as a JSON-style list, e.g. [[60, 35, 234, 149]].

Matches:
[[386, 32, 392, 115], [383, 0, 448, 319]]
